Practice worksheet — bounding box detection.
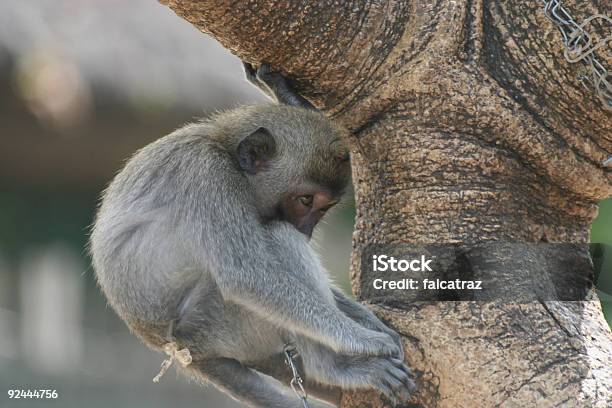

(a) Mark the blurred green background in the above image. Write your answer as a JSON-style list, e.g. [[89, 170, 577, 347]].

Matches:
[[591, 199, 612, 324], [0, 1, 609, 408]]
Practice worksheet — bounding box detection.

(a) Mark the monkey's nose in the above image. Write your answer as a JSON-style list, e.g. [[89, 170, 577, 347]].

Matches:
[[312, 191, 335, 212]]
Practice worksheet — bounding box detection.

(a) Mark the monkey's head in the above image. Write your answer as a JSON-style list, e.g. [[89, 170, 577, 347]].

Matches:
[[230, 105, 350, 238]]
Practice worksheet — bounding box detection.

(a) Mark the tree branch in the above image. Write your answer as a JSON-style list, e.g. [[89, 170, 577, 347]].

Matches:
[[161, 1, 612, 406]]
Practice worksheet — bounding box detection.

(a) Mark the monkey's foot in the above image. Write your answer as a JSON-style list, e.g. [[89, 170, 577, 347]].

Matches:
[[242, 61, 315, 109], [357, 356, 415, 405]]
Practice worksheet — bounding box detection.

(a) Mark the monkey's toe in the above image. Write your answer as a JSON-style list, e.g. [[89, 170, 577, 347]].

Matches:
[[256, 63, 287, 89], [255, 62, 272, 78], [364, 357, 415, 403], [382, 359, 416, 403], [242, 61, 259, 83]]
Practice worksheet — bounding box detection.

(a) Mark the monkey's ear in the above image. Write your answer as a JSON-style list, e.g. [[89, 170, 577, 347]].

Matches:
[[237, 127, 277, 174]]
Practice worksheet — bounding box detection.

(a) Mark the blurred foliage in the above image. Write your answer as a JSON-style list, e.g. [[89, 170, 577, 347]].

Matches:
[[591, 198, 612, 326], [0, 190, 95, 261], [592, 199, 612, 243]]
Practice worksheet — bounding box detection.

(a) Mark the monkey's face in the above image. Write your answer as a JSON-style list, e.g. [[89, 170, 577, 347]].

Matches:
[[270, 143, 349, 237], [235, 108, 350, 238], [279, 186, 341, 238], [281, 142, 350, 238]]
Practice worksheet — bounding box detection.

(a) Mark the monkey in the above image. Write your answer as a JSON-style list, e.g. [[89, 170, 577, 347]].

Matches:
[[89, 62, 415, 408]]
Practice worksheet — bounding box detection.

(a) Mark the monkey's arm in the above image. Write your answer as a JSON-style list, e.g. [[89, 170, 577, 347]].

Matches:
[[243, 62, 316, 110], [207, 221, 399, 358], [332, 288, 403, 357]]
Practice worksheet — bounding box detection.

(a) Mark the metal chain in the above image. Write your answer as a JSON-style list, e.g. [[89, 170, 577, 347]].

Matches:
[[541, 0, 612, 167], [283, 344, 310, 408], [541, 0, 611, 110]]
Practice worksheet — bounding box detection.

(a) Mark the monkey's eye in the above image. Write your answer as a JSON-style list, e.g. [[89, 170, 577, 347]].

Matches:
[[297, 195, 313, 207]]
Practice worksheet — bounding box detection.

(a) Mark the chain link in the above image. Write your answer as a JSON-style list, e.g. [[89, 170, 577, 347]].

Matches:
[[541, 0, 612, 166], [541, 0, 611, 110], [283, 344, 310, 408]]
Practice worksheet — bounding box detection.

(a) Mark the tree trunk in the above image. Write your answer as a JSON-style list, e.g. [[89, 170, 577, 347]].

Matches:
[[161, 1, 612, 406]]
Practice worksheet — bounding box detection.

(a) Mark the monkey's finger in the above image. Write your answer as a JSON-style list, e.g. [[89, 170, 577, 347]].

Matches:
[[243, 62, 271, 90], [242, 61, 255, 74], [387, 359, 414, 388], [384, 375, 403, 391], [385, 365, 411, 386], [255, 63, 313, 109], [399, 363, 415, 382], [389, 357, 408, 370], [391, 343, 404, 360], [373, 380, 396, 403], [382, 377, 406, 404], [242, 62, 258, 83], [385, 374, 415, 404], [392, 364, 417, 396], [406, 376, 417, 394], [376, 342, 401, 358], [256, 62, 272, 79], [396, 380, 415, 402], [399, 370, 416, 392], [390, 359, 411, 376], [242, 61, 278, 102], [255, 63, 283, 91], [256, 64, 288, 95]]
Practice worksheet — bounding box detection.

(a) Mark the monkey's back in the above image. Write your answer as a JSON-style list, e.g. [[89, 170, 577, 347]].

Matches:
[[90, 125, 245, 347]]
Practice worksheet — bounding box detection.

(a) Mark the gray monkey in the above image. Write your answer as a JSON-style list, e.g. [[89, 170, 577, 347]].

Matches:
[[90, 62, 415, 407]]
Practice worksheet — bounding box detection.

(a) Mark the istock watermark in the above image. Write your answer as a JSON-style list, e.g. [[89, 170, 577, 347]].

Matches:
[[372, 254, 433, 272], [360, 243, 610, 303]]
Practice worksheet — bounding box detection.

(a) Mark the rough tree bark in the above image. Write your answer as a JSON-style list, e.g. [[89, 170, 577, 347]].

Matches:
[[160, 1, 611, 407]]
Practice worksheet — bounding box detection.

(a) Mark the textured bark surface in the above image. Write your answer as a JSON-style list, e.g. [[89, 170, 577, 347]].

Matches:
[[161, 1, 612, 406]]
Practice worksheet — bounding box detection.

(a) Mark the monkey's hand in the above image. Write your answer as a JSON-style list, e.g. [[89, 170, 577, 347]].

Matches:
[[332, 288, 404, 360], [355, 356, 416, 405], [346, 328, 403, 358], [243, 62, 315, 110], [321, 353, 415, 405], [243, 61, 276, 101]]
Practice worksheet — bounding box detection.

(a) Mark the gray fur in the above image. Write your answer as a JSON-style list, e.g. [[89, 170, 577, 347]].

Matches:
[[90, 103, 414, 407]]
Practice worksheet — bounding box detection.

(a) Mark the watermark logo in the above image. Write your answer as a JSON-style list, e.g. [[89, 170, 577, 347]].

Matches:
[[360, 243, 608, 302], [372, 255, 432, 272]]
